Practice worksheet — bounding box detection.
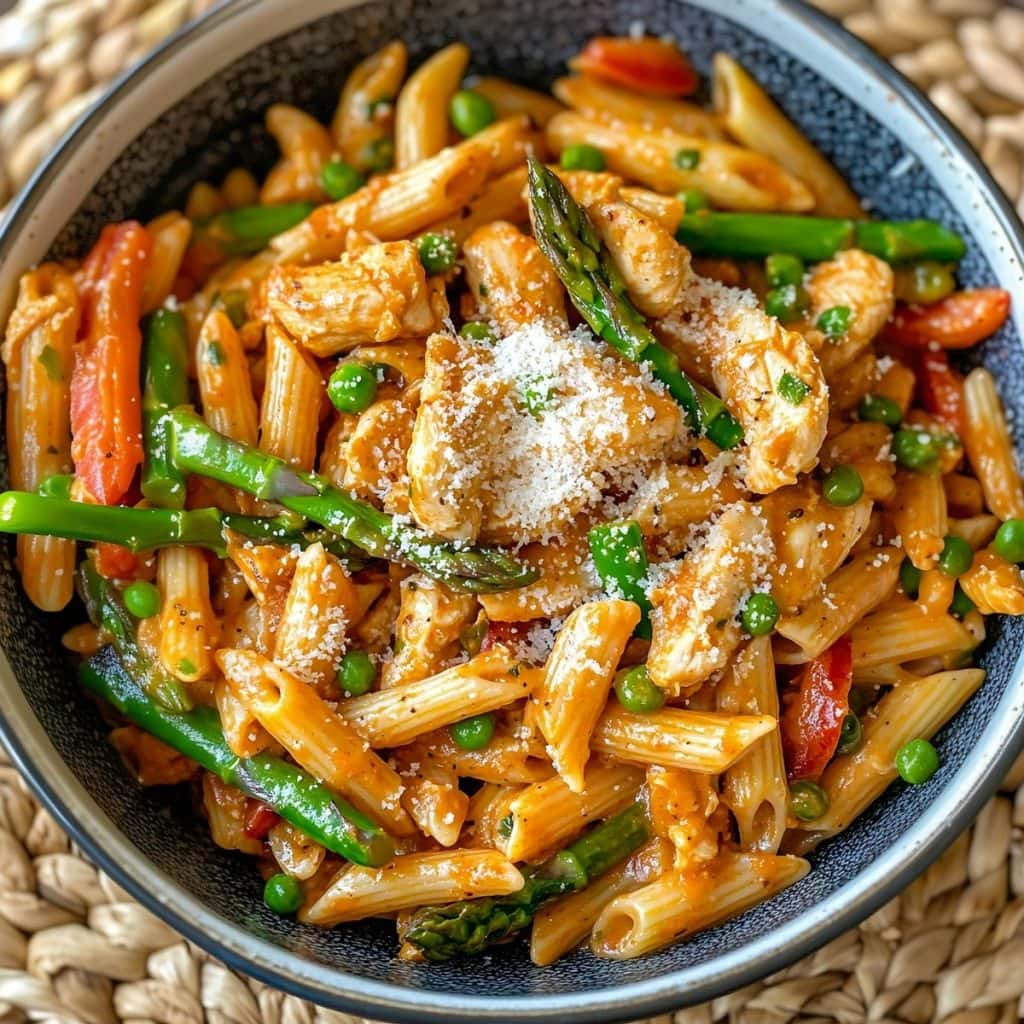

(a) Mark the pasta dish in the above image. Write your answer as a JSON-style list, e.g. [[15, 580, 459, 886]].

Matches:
[[0, 34, 1018, 965]]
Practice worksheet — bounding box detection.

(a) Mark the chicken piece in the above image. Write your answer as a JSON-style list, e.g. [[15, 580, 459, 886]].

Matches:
[[463, 221, 567, 334], [408, 326, 681, 545], [647, 503, 773, 694], [263, 241, 440, 355], [759, 481, 873, 613], [343, 397, 416, 514], [657, 275, 828, 494], [381, 574, 479, 688], [803, 249, 894, 379], [588, 199, 690, 318]]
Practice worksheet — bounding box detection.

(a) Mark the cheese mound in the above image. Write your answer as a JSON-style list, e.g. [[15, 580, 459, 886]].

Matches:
[[407, 322, 682, 545]]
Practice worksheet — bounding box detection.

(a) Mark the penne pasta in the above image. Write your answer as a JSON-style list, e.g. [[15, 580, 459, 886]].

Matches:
[[157, 545, 218, 683], [963, 368, 1024, 520], [259, 322, 323, 470], [196, 308, 259, 446], [394, 43, 469, 169], [471, 76, 565, 127], [141, 211, 192, 314]]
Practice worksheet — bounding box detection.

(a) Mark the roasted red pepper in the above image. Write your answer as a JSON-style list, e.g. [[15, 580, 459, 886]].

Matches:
[[481, 619, 547, 660], [915, 348, 965, 436], [243, 800, 281, 840], [70, 221, 151, 506], [882, 288, 1010, 349], [780, 635, 853, 781], [573, 36, 699, 97]]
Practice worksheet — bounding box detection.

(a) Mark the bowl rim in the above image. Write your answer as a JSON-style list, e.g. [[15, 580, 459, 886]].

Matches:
[[1, 0, 1024, 1021]]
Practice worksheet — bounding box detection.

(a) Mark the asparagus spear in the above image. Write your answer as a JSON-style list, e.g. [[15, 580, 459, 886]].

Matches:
[[78, 559, 192, 713], [526, 158, 743, 450], [81, 645, 394, 867], [403, 802, 650, 961], [588, 521, 652, 639], [196, 202, 313, 257], [674, 212, 966, 264], [141, 309, 190, 509], [165, 409, 538, 594], [0, 492, 358, 561]]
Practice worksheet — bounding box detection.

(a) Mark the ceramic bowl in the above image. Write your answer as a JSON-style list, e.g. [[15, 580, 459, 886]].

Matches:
[[1, 1, 1023, 1021]]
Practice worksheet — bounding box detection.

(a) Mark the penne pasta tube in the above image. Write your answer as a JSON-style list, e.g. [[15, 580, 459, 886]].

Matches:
[[885, 469, 948, 571], [221, 168, 260, 209], [302, 848, 523, 926], [332, 41, 407, 170], [963, 367, 1024, 521], [260, 103, 334, 204], [141, 211, 192, 314], [421, 165, 529, 245], [274, 542, 360, 694], [534, 599, 640, 792], [530, 837, 673, 966], [214, 679, 271, 759], [798, 669, 985, 840], [271, 140, 493, 264], [553, 74, 726, 139], [591, 852, 809, 959], [774, 546, 901, 664], [259, 323, 323, 470], [404, 729, 555, 785], [471, 77, 565, 127], [712, 54, 863, 217], [504, 760, 643, 863], [157, 545, 218, 683], [850, 598, 975, 669], [196, 308, 259, 446], [1, 263, 79, 611], [338, 651, 538, 748], [396, 761, 470, 847], [718, 637, 788, 854], [203, 773, 263, 855], [395, 42, 469, 169], [592, 706, 776, 773], [545, 111, 814, 212], [218, 647, 415, 836]]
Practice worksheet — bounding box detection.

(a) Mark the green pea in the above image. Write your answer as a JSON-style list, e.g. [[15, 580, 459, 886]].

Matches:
[[817, 304, 853, 339], [613, 665, 666, 714], [777, 371, 811, 405], [263, 872, 303, 914], [740, 592, 779, 636], [822, 464, 864, 507], [673, 147, 701, 170], [417, 232, 458, 274], [336, 650, 376, 697], [894, 262, 956, 305], [765, 283, 810, 323], [899, 557, 922, 598], [937, 535, 973, 578], [320, 159, 365, 200], [450, 713, 495, 750], [560, 143, 605, 172], [949, 584, 976, 618], [765, 253, 804, 288], [859, 393, 902, 427], [327, 362, 378, 414], [892, 428, 941, 472], [836, 713, 862, 756], [123, 580, 161, 619], [449, 89, 496, 137], [460, 320, 496, 343], [789, 780, 829, 821], [895, 738, 940, 785], [677, 187, 709, 212], [994, 519, 1024, 563]]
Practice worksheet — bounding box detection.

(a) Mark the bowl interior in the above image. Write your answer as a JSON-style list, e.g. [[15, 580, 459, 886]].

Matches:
[[1, 0, 1023, 1018]]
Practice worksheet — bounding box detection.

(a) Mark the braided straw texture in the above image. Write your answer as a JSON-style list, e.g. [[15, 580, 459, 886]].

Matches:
[[1, 0, 1024, 1021]]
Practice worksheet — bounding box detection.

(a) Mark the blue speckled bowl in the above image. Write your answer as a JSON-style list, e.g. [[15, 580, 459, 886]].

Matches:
[[1, 1, 1023, 1021]]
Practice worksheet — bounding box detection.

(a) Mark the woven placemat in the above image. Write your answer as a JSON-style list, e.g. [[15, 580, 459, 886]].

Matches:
[[1, 1, 1024, 1021]]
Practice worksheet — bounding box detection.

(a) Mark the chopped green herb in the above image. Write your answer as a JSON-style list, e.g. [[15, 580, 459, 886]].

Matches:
[[37, 345, 63, 382], [674, 148, 701, 170], [817, 304, 853, 338], [777, 372, 811, 405]]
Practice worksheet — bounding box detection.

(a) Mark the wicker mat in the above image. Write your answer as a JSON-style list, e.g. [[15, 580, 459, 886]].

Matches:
[[1, 1, 1024, 1021]]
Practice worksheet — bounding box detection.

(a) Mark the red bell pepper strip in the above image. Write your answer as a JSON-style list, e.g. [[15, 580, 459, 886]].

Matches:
[[243, 800, 281, 840], [915, 348, 965, 436], [572, 36, 699, 97], [780, 635, 853, 781], [95, 542, 140, 580], [882, 288, 1010, 349], [481, 619, 548, 661], [70, 221, 151, 506]]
